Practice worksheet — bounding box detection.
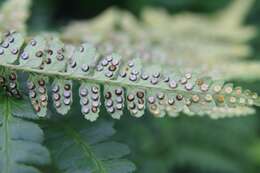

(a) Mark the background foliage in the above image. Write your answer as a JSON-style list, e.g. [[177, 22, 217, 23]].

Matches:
[[1, 0, 260, 173]]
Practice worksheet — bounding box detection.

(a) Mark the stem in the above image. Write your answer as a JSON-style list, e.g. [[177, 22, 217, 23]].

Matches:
[[0, 63, 198, 94]]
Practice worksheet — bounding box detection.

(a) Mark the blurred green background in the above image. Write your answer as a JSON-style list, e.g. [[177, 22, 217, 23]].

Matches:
[[20, 0, 237, 27], [2, 0, 260, 173]]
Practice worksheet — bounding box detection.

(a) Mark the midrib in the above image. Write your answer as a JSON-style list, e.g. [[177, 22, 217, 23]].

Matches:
[[64, 124, 107, 173]]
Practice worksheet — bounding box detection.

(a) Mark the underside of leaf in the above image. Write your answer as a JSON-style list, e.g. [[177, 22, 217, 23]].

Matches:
[[0, 30, 259, 121]]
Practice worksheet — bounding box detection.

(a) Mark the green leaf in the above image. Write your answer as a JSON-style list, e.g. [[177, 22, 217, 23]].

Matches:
[[0, 96, 50, 173], [10, 97, 38, 120], [44, 117, 136, 173]]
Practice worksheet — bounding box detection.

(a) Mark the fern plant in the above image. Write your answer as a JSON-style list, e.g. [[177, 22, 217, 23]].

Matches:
[[0, 30, 259, 120], [0, 0, 260, 172]]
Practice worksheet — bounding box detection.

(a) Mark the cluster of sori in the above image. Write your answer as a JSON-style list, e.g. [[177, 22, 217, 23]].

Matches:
[[0, 30, 23, 64], [119, 61, 139, 81], [39, 45, 65, 70], [79, 83, 101, 121], [104, 87, 124, 119], [96, 55, 121, 79], [52, 80, 73, 115], [144, 72, 199, 117], [0, 70, 21, 98], [145, 83, 258, 118], [0, 31, 17, 54], [126, 89, 145, 118], [67, 43, 95, 75], [0, 30, 259, 121], [27, 77, 48, 117], [20, 36, 67, 71]]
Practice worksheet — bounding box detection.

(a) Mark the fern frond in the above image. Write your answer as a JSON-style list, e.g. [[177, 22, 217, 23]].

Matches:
[[0, 31, 259, 121], [0, 95, 50, 173], [142, 0, 256, 42], [216, 0, 255, 28], [61, 3, 260, 82], [44, 116, 136, 173]]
